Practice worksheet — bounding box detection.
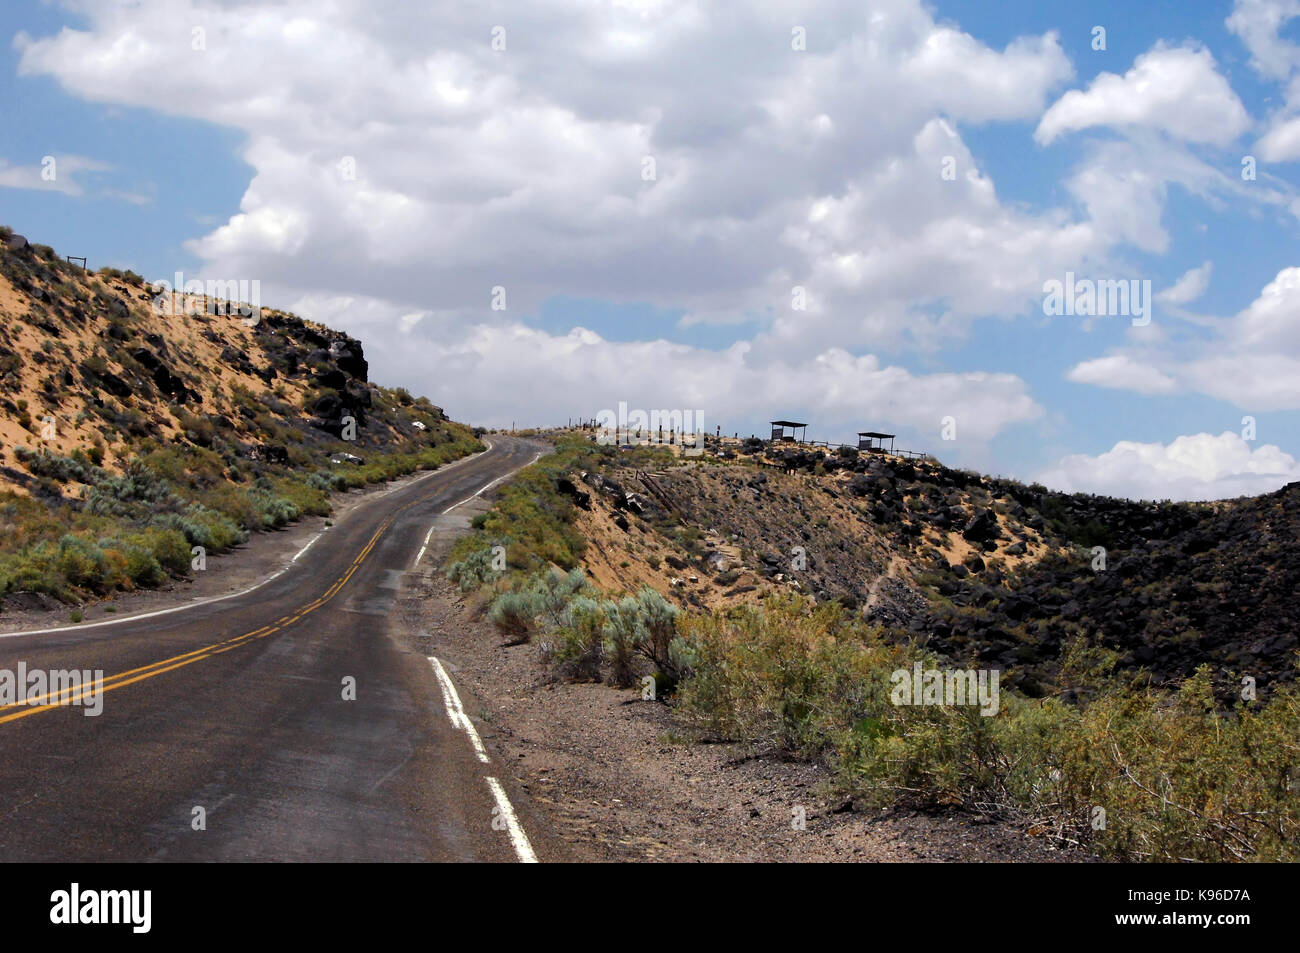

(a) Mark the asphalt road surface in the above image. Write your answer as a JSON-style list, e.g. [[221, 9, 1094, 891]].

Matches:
[[0, 436, 552, 862]]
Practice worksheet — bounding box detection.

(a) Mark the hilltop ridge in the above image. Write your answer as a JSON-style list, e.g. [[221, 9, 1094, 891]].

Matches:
[[468, 435, 1299, 695]]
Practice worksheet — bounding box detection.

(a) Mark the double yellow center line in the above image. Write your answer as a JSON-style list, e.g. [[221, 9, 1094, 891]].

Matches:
[[0, 508, 402, 726]]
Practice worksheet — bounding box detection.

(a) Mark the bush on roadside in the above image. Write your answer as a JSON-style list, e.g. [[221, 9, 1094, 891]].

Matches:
[[550, 595, 606, 682], [446, 546, 503, 591], [488, 589, 543, 645], [600, 595, 643, 688]]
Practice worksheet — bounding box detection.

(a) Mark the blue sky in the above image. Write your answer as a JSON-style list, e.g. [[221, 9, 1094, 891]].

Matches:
[[3, 0, 1299, 500]]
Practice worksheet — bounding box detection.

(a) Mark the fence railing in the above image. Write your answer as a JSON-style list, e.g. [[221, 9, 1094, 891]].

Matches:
[[568, 425, 934, 464], [781, 438, 933, 462]]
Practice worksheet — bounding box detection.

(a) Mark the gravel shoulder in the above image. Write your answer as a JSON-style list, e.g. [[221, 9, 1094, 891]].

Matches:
[[407, 496, 1093, 863]]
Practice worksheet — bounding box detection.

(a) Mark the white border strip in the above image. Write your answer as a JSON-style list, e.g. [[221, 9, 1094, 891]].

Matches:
[[429, 657, 541, 860], [486, 776, 538, 863], [428, 655, 490, 763]]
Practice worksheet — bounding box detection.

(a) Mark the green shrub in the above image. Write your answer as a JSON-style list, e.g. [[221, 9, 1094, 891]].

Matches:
[[57, 535, 108, 592], [601, 595, 643, 688], [487, 567, 592, 647], [551, 595, 606, 681], [529, 567, 590, 630], [122, 545, 166, 588], [446, 546, 503, 591], [488, 589, 542, 645], [673, 596, 1300, 862], [631, 587, 687, 688]]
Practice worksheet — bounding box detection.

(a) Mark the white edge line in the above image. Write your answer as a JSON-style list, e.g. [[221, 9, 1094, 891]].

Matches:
[[0, 440, 502, 640], [486, 776, 539, 863], [289, 532, 322, 564], [428, 655, 490, 763], [413, 525, 436, 568], [429, 657, 538, 863]]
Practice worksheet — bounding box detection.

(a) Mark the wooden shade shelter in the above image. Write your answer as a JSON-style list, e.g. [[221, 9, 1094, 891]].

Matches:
[[770, 420, 807, 443], [857, 431, 895, 453]]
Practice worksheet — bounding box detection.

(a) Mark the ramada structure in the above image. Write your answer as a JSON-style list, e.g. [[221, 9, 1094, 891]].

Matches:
[[764, 417, 927, 460], [857, 431, 895, 454], [769, 419, 808, 443]]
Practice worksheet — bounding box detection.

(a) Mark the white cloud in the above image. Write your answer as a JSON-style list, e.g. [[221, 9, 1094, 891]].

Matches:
[[1037, 431, 1300, 501], [0, 155, 110, 196], [1227, 1, 1300, 161], [8, 0, 1091, 449], [14, 1, 1296, 477], [12, 0, 1079, 333], [1035, 45, 1250, 146], [1066, 265, 1300, 411], [292, 292, 1044, 445], [1228, 0, 1300, 80], [1255, 112, 1300, 160], [1066, 355, 1178, 395], [1183, 353, 1300, 408], [1156, 261, 1213, 305]]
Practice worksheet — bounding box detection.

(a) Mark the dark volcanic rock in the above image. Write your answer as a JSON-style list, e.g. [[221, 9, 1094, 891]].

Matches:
[[313, 367, 348, 390], [556, 477, 592, 510], [962, 509, 1000, 543]]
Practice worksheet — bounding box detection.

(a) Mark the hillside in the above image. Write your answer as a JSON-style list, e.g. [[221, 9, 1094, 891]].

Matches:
[[444, 435, 1300, 861], [538, 440, 1296, 696], [611, 449, 1300, 696], [0, 226, 483, 606]]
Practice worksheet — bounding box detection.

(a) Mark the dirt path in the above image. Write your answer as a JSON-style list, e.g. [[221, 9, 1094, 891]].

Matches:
[[864, 555, 905, 611]]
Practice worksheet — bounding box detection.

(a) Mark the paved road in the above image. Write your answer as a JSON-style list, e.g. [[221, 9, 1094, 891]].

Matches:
[[0, 437, 551, 862]]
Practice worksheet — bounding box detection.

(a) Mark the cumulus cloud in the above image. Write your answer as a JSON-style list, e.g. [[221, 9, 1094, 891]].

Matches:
[[14, 0, 1077, 327], [1036, 431, 1300, 501], [1256, 113, 1300, 161], [1228, 0, 1300, 80], [1030, 37, 1299, 287], [1066, 355, 1178, 395], [1066, 265, 1300, 411], [9, 0, 1091, 448], [1035, 45, 1250, 146], [291, 291, 1043, 441], [1227, 0, 1300, 161], [1156, 261, 1213, 305], [1034, 46, 1248, 145], [14, 1, 1297, 481]]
